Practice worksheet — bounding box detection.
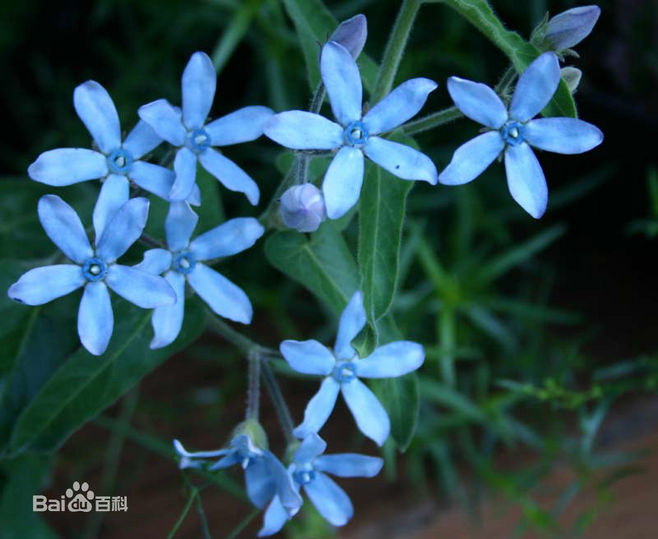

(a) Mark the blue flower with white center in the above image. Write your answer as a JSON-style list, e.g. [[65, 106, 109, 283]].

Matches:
[[27, 81, 200, 205], [137, 51, 273, 205], [280, 291, 424, 446], [136, 201, 264, 349], [439, 52, 603, 219], [258, 433, 382, 536], [264, 41, 438, 220], [7, 192, 176, 356]]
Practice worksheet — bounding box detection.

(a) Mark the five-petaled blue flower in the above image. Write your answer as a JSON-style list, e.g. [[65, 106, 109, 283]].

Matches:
[[27, 81, 199, 204], [8, 193, 175, 356], [280, 291, 424, 446], [137, 201, 264, 348], [259, 433, 382, 536], [439, 52, 603, 218], [138, 51, 273, 205], [264, 41, 438, 220]]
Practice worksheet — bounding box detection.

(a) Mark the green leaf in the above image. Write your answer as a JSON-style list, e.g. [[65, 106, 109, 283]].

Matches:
[[264, 223, 359, 314], [419, 378, 489, 423], [371, 373, 419, 451]]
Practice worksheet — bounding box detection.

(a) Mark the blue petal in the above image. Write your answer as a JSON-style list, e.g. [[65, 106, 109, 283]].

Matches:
[[105, 265, 175, 308], [245, 457, 276, 509], [129, 161, 175, 200], [264, 451, 303, 510], [198, 148, 260, 205], [509, 53, 560, 122], [93, 174, 130, 240], [166, 201, 199, 251], [315, 454, 383, 478], [187, 263, 252, 323], [264, 111, 343, 150], [138, 99, 186, 146], [173, 439, 230, 460], [169, 147, 198, 201], [504, 143, 548, 219], [182, 51, 216, 130], [293, 377, 340, 439], [73, 81, 121, 154], [364, 78, 438, 134], [150, 271, 186, 349], [294, 433, 327, 464], [78, 281, 113, 356], [439, 131, 504, 185], [322, 146, 364, 220], [341, 378, 390, 446], [304, 472, 353, 526], [95, 197, 149, 262], [280, 340, 335, 376], [135, 249, 173, 275], [356, 341, 424, 378], [321, 41, 362, 125], [446, 77, 507, 129], [206, 106, 274, 146], [208, 452, 242, 470], [524, 118, 603, 154], [28, 148, 108, 186], [8, 265, 84, 305], [258, 496, 290, 537], [364, 136, 437, 184], [545, 6, 601, 50], [38, 195, 93, 264], [334, 291, 366, 360], [189, 217, 264, 261], [122, 120, 163, 159], [187, 184, 202, 206]]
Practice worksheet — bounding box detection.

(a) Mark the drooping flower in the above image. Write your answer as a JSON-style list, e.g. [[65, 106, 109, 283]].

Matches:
[[264, 41, 438, 220], [439, 52, 603, 218], [27, 81, 199, 204], [544, 5, 601, 51], [259, 433, 382, 536], [279, 184, 327, 233], [136, 201, 263, 348], [138, 51, 273, 205], [7, 191, 175, 355], [280, 291, 424, 445]]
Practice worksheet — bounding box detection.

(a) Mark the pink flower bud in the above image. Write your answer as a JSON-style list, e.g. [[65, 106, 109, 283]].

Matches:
[[329, 14, 368, 59]]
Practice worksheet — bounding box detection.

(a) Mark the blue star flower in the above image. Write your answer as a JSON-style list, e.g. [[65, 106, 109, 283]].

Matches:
[[138, 52, 273, 205], [280, 291, 424, 446], [259, 433, 382, 536], [264, 41, 438, 220], [27, 81, 198, 204], [136, 201, 264, 348], [439, 52, 603, 218], [7, 192, 176, 356]]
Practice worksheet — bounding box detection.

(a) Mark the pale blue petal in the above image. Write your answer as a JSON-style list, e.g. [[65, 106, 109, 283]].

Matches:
[[546, 6, 601, 50], [509, 53, 560, 122], [187, 263, 252, 323], [135, 249, 172, 275], [334, 291, 366, 361], [293, 377, 340, 438], [245, 458, 276, 509], [123, 120, 163, 159], [304, 472, 353, 526], [264, 452, 303, 510], [356, 341, 424, 378], [38, 194, 93, 263], [315, 454, 383, 478], [169, 147, 198, 201], [208, 452, 242, 470], [281, 340, 335, 376], [439, 131, 504, 185], [364, 78, 438, 134], [28, 148, 108, 186], [189, 217, 264, 261], [322, 146, 364, 220], [258, 496, 290, 537], [264, 111, 343, 150], [294, 433, 327, 464], [173, 439, 231, 459], [341, 378, 390, 446], [129, 161, 175, 200], [182, 51, 216, 130], [524, 118, 603, 154], [93, 174, 130, 239], [138, 99, 186, 146], [446, 77, 507, 129], [106, 264, 175, 308], [504, 143, 548, 219], [364, 136, 437, 184], [206, 106, 274, 146], [96, 198, 149, 262], [321, 41, 362, 125], [73, 80, 121, 154], [166, 201, 198, 251], [78, 281, 113, 356], [187, 184, 202, 206], [150, 271, 186, 349], [198, 148, 260, 205], [8, 265, 84, 305]]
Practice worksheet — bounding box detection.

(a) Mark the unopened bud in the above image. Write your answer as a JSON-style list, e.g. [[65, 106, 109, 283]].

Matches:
[[279, 184, 326, 233], [545, 6, 601, 50], [232, 419, 268, 451], [329, 14, 368, 59], [561, 67, 582, 94]]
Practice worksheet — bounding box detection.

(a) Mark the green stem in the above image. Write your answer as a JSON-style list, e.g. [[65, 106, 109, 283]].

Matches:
[[439, 305, 456, 387], [167, 486, 199, 539], [262, 362, 295, 443], [494, 65, 517, 97], [205, 310, 271, 355], [402, 106, 462, 136], [309, 81, 326, 114], [246, 353, 261, 420]]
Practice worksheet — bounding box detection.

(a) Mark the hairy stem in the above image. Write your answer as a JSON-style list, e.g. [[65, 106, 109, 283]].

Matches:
[[402, 106, 462, 136], [262, 362, 295, 443], [246, 353, 261, 420]]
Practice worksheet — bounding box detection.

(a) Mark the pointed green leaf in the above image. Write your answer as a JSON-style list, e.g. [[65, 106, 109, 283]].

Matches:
[[371, 373, 419, 451]]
